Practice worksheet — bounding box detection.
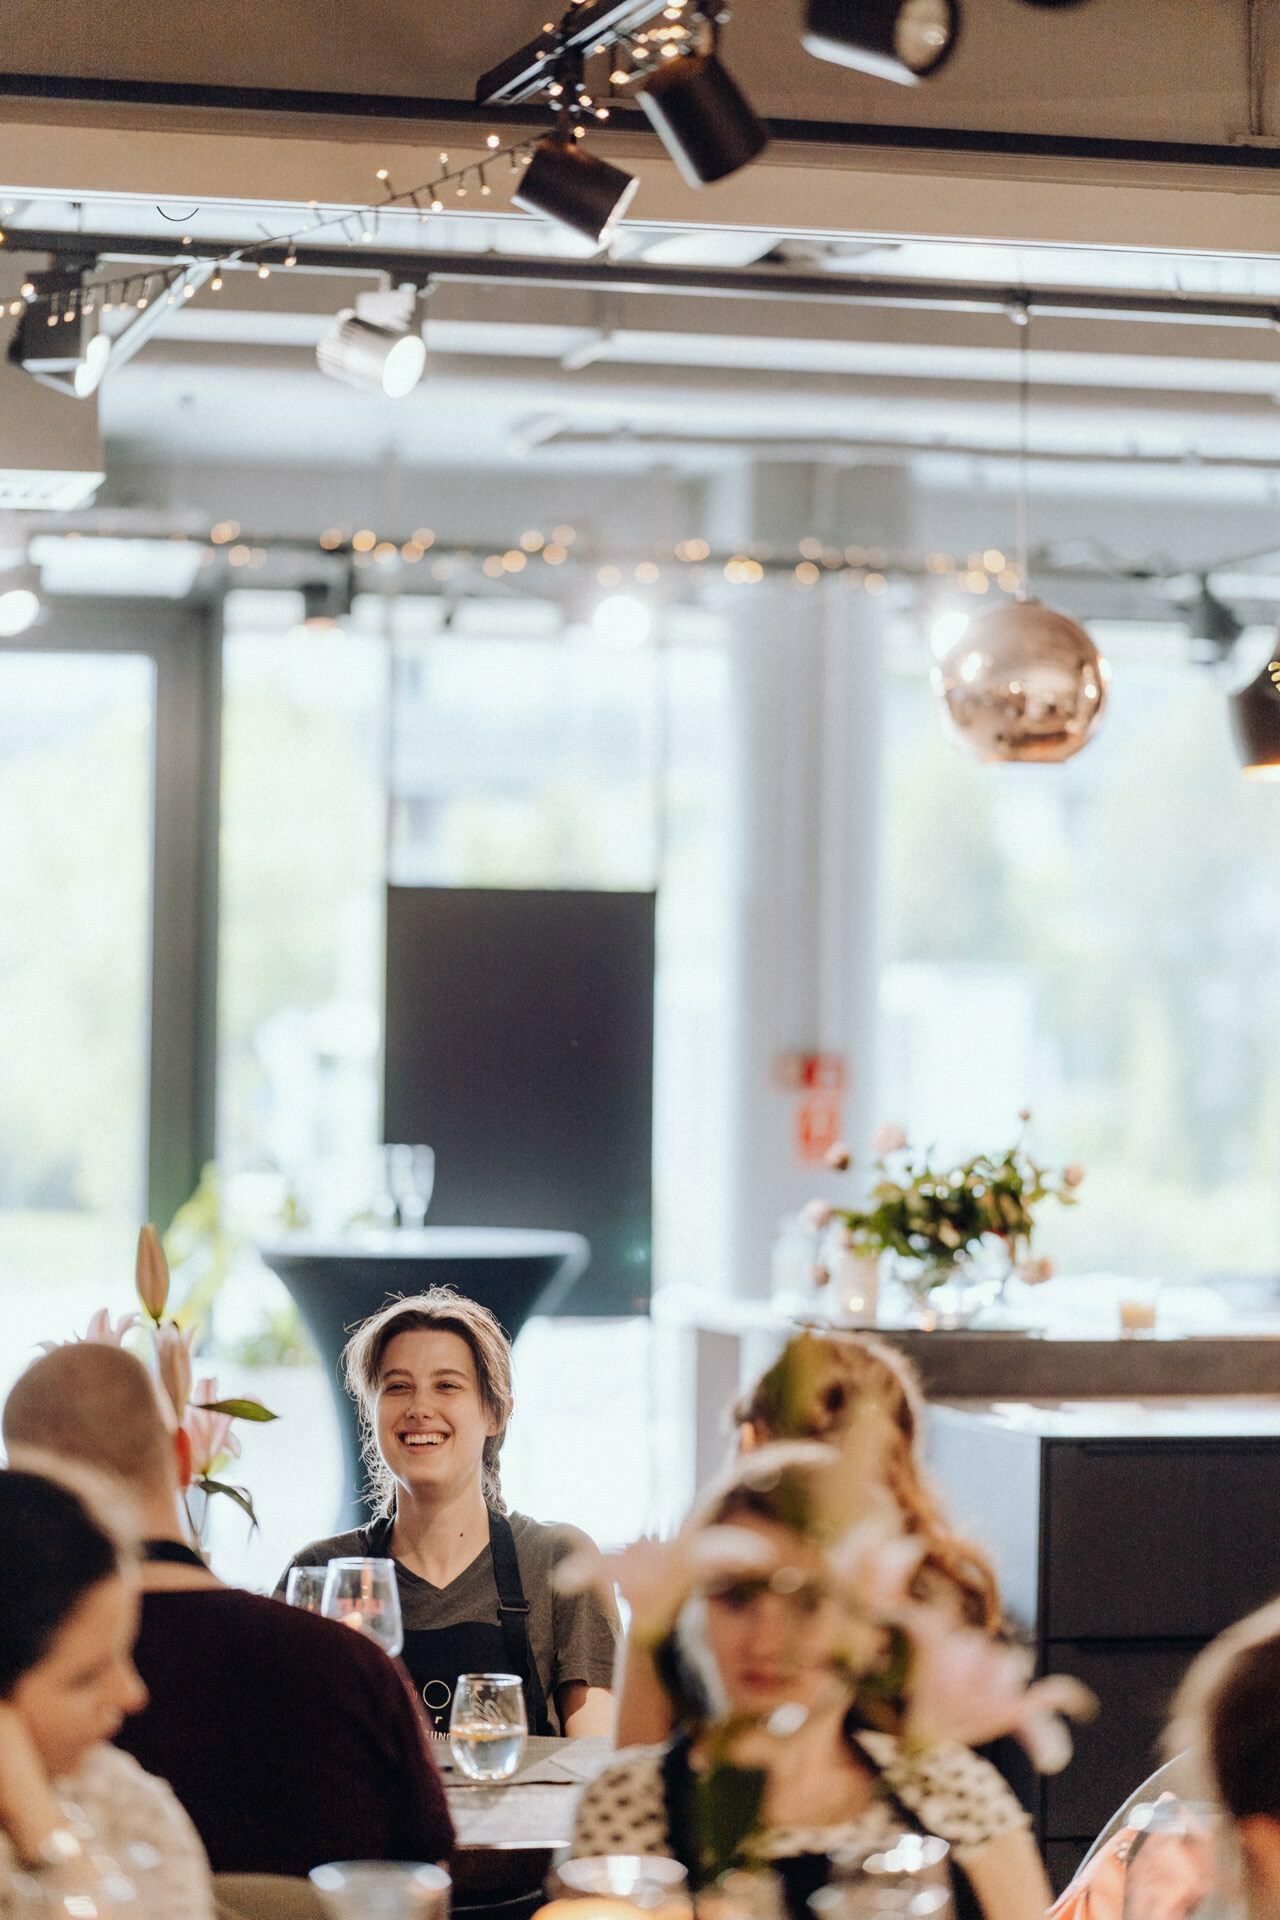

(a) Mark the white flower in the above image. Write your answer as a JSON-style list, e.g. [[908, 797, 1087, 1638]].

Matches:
[[800, 1198, 833, 1233], [901, 1606, 1096, 1772], [1062, 1164, 1085, 1189], [823, 1141, 852, 1172], [872, 1124, 909, 1157]]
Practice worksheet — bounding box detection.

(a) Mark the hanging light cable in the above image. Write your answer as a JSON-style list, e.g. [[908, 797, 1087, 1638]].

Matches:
[[933, 300, 1110, 763]]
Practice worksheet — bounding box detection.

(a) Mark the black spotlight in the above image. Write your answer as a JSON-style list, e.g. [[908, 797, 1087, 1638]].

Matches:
[[803, 0, 960, 84], [1185, 577, 1241, 663], [637, 45, 769, 186], [513, 135, 638, 247], [1229, 658, 1280, 780]]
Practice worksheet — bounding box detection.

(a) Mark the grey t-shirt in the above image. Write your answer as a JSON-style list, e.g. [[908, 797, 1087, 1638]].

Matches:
[[279, 1510, 619, 1735]]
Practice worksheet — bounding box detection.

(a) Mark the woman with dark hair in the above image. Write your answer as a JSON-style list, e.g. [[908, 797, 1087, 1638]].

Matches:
[[0, 1465, 213, 1918], [280, 1287, 619, 1736]]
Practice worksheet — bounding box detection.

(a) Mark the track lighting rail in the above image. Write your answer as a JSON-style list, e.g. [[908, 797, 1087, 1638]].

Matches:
[[12, 226, 1280, 331], [475, 0, 681, 105]]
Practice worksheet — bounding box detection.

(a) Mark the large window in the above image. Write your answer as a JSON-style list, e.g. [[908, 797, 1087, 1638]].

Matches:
[[881, 620, 1280, 1303], [0, 650, 154, 1393], [210, 590, 732, 1579]]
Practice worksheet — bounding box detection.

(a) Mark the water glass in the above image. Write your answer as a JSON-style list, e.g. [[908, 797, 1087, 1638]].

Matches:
[[812, 1835, 953, 1920], [321, 1558, 404, 1658], [285, 1566, 328, 1613], [557, 1856, 691, 1917], [447, 1672, 527, 1781], [310, 1862, 451, 1920]]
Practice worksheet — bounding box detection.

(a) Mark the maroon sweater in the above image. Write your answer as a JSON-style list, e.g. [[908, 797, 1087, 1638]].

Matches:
[[115, 1587, 453, 1876]]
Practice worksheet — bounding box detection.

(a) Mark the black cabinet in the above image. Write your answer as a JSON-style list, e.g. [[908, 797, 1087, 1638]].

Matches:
[[928, 1402, 1280, 1891]]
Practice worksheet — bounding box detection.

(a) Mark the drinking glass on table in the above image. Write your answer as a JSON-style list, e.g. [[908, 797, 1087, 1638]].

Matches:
[[447, 1672, 527, 1781], [558, 1855, 691, 1916], [285, 1566, 328, 1613], [812, 1835, 954, 1920], [310, 1861, 451, 1920], [320, 1558, 404, 1657]]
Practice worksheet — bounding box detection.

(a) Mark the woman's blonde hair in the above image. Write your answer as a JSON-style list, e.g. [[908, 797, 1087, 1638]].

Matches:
[[733, 1330, 1002, 1631], [342, 1287, 514, 1517]]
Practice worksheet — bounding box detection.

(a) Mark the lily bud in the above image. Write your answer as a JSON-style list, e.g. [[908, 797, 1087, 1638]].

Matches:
[[136, 1224, 170, 1322], [155, 1323, 195, 1418]]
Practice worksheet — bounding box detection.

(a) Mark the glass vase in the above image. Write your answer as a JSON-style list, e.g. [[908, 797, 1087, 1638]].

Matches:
[[888, 1245, 1009, 1331]]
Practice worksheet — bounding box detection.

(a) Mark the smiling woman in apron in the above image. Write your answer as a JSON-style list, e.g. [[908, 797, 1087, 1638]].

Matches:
[[279, 1289, 619, 1738]]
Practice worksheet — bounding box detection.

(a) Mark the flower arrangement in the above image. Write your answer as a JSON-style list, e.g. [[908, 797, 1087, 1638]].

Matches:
[[558, 1332, 1095, 1883], [43, 1224, 277, 1544], [807, 1113, 1084, 1300]]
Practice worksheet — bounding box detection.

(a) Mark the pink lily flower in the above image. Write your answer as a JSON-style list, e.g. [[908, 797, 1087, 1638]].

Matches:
[[182, 1377, 241, 1480], [36, 1307, 141, 1355], [154, 1323, 197, 1419]]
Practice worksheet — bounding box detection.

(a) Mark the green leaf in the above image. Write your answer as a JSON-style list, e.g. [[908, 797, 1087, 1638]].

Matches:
[[201, 1478, 259, 1530], [194, 1397, 278, 1423], [695, 1761, 767, 1879]]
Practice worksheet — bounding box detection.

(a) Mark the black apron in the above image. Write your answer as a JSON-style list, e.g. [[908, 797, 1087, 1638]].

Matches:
[[659, 1722, 982, 1920], [362, 1509, 552, 1737]]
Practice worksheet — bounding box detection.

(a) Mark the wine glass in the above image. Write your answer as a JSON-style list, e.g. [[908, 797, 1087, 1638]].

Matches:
[[321, 1558, 404, 1657], [448, 1672, 527, 1781], [387, 1144, 435, 1230], [813, 1835, 954, 1920], [310, 1862, 451, 1920], [557, 1856, 691, 1917], [285, 1566, 328, 1613]]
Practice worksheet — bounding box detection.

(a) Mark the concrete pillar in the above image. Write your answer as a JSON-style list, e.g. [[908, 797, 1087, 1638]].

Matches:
[[707, 464, 905, 1298]]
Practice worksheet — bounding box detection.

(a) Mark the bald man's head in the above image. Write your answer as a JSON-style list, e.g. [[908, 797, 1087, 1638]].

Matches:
[[3, 1344, 177, 1495]]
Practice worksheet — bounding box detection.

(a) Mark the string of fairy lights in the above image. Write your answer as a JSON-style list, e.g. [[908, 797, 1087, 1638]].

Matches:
[[2, 134, 550, 326], [43, 520, 1024, 600]]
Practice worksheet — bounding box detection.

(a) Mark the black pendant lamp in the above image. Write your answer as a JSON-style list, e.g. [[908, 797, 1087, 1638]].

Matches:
[[637, 21, 768, 185], [803, 0, 960, 84], [1229, 658, 1280, 780], [513, 134, 639, 247]]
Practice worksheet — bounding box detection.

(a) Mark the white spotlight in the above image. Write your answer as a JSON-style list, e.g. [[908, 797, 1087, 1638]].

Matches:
[[592, 593, 653, 649], [72, 331, 112, 398], [0, 562, 42, 637], [317, 311, 426, 399]]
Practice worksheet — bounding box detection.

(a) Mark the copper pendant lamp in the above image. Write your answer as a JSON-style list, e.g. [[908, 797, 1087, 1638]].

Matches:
[[933, 304, 1109, 764]]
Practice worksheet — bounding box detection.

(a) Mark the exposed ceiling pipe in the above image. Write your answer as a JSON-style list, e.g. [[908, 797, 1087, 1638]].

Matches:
[[11, 228, 1280, 331]]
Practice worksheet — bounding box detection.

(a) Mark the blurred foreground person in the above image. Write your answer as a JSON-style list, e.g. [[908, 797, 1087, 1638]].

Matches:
[[615, 1330, 1002, 1748], [3, 1344, 452, 1877], [0, 1465, 213, 1918]]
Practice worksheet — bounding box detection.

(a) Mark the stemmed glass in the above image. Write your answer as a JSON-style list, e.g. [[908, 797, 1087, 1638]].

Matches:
[[285, 1566, 328, 1613], [387, 1144, 435, 1230], [448, 1672, 527, 1781], [321, 1558, 404, 1657], [812, 1835, 954, 1920]]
